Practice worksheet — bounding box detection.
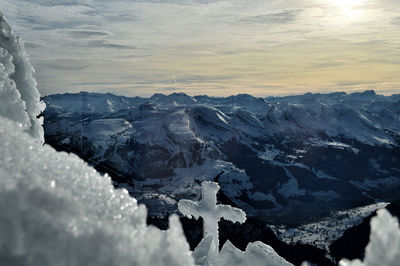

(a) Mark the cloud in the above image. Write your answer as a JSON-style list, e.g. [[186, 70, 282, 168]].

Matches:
[[35, 59, 91, 71], [122, 54, 152, 58], [23, 41, 42, 49], [1, 0, 399, 97], [235, 10, 300, 25], [392, 16, 400, 25], [67, 29, 111, 38], [86, 40, 136, 49], [67, 81, 128, 86], [176, 75, 237, 84], [315, 62, 344, 68], [41, 63, 90, 71], [337, 81, 379, 87], [22, 0, 92, 7], [12, 4, 98, 30]]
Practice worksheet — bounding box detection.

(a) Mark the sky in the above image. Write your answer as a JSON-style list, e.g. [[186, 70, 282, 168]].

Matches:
[[0, 0, 399, 97]]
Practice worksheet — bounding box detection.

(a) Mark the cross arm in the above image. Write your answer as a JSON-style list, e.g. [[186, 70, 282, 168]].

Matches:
[[178, 199, 201, 219], [217, 205, 246, 223]]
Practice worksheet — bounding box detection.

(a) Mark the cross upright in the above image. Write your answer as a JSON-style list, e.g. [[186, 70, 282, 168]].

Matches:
[[178, 181, 246, 252]]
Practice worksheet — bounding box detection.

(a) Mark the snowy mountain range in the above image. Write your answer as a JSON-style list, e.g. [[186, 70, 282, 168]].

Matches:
[[42, 90, 400, 224], [2, 9, 400, 265]]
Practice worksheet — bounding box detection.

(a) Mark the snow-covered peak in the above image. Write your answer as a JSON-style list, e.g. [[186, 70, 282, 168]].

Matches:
[[349, 89, 377, 100], [268, 90, 396, 105], [150, 92, 197, 106], [43, 91, 144, 116], [44, 90, 400, 146]]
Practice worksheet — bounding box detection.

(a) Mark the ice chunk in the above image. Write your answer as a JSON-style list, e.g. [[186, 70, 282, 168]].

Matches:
[[178, 181, 246, 251], [0, 12, 45, 143], [0, 116, 194, 266], [340, 209, 400, 266], [192, 235, 218, 266], [215, 240, 293, 266]]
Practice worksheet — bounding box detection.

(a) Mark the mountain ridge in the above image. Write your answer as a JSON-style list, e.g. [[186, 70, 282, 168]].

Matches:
[[42, 90, 400, 225]]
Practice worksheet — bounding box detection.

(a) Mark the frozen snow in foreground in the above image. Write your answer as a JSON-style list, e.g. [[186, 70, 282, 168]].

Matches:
[[0, 12, 45, 143], [340, 209, 400, 266], [0, 117, 194, 266]]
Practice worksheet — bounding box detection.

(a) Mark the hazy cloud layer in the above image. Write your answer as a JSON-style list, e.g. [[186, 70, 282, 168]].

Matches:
[[67, 30, 111, 38], [0, 0, 399, 96], [235, 10, 300, 25]]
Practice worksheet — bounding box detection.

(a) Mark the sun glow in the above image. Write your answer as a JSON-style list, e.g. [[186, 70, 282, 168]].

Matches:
[[329, 0, 368, 19]]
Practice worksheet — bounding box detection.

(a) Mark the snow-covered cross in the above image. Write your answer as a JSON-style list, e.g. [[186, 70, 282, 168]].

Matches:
[[178, 181, 246, 252]]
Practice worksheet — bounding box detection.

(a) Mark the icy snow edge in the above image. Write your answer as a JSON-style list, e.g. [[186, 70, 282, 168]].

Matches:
[[0, 12, 45, 143]]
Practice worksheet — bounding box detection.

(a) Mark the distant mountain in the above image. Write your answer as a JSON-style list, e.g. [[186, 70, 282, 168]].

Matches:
[[42, 91, 400, 224]]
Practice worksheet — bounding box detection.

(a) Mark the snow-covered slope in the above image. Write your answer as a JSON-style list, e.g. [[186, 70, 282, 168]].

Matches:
[[270, 202, 389, 250], [43, 91, 400, 223]]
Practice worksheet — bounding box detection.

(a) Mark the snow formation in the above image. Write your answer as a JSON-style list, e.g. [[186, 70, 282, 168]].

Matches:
[[339, 209, 400, 266], [0, 12, 45, 143], [192, 236, 293, 266], [216, 241, 293, 266]]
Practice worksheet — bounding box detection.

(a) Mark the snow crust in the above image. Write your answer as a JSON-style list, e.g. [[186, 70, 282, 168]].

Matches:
[[0, 116, 194, 266], [0, 13, 45, 143], [340, 209, 400, 266], [192, 236, 293, 266]]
